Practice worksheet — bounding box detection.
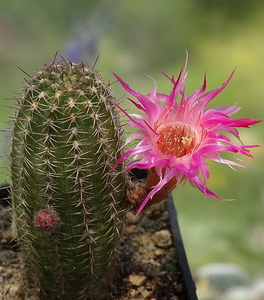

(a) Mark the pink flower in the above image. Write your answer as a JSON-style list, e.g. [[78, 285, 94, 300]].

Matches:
[[112, 57, 262, 215]]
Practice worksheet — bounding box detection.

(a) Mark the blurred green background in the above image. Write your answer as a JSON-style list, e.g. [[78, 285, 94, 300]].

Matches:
[[0, 0, 263, 279]]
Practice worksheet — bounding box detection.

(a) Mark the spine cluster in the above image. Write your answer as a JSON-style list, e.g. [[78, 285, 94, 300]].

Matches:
[[10, 58, 127, 299]]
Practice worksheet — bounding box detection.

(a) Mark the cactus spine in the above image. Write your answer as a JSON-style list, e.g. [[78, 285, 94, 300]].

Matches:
[[10, 58, 127, 299]]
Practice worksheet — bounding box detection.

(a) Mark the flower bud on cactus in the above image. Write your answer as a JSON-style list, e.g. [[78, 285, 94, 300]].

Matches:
[[34, 208, 61, 232], [10, 57, 127, 299]]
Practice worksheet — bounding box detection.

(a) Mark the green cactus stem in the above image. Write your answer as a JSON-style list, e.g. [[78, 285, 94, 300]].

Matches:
[[10, 57, 127, 299]]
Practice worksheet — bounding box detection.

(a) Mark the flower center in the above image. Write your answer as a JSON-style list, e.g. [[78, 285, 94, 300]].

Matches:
[[156, 123, 196, 158]]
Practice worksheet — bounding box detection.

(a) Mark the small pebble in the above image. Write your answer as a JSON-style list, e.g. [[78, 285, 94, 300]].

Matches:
[[7, 284, 20, 296], [124, 226, 137, 234], [126, 211, 139, 224], [154, 249, 164, 256], [140, 234, 151, 244], [151, 229, 172, 248], [6, 268, 13, 276], [129, 289, 137, 297], [141, 288, 153, 298], [129, 274, 147, 287], [137, 286, 145, 292]]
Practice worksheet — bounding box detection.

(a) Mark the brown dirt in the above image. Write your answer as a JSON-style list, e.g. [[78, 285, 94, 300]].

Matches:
[[0, 197, 186, 300]]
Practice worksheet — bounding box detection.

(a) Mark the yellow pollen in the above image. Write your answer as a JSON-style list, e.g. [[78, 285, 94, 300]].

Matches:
[[156, 123, 196, 158]]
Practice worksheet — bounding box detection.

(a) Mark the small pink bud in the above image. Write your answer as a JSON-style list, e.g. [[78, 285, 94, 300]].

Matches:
[[34, 208, 61, 232], [127, 182, 148, 211]]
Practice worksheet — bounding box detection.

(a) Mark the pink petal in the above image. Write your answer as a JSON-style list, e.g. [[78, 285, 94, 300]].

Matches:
[[189, 176, 223, 200], [206, 105, 241, 116], [196, 69, 235, 109], [113, 145, 152, 168], [187, 74, 207, 104], [112, 72, 159, 117], [136, 167, 177, 215]]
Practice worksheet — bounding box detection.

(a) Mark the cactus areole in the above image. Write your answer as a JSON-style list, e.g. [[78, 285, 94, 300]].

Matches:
[[10, 58, 127, 299]]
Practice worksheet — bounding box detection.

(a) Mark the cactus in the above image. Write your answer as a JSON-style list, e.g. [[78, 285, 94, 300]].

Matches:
[[10, 57, 127, 299]]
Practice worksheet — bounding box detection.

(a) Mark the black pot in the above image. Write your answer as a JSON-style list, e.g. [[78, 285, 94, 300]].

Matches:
[[167, 195, 198, 300]]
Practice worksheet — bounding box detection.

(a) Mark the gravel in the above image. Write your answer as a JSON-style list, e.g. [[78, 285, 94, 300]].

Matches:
[[0, 198, 186, 299]]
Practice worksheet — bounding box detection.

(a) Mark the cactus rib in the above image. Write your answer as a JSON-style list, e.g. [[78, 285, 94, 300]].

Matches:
[[10, 58, 127, 299]]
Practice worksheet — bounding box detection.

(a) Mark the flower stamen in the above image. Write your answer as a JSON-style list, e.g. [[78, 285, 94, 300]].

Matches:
[[156, 123, 196, 158]]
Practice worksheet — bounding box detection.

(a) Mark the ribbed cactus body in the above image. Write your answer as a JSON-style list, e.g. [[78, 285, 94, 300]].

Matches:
[[10, 58, 127, 299]]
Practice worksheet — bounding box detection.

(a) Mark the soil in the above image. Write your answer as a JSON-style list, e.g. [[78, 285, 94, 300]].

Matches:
[[0, 193, 188, 300]]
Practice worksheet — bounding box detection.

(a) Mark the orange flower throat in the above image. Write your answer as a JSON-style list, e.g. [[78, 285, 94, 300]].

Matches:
[[156, 123, 196, 158]]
